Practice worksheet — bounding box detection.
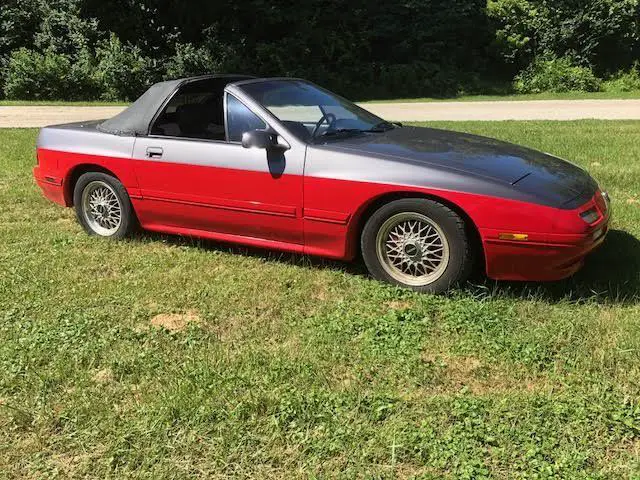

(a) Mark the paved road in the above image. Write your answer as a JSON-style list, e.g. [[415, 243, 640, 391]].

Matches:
[[370, 99, 640, 122], [1, 99, 639, 128]]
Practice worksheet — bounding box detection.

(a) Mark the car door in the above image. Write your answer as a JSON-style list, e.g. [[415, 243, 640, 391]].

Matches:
[[131, 88, 304, 246]]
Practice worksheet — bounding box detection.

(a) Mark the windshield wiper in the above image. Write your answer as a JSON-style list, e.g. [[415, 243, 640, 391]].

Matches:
[[319, 121, 397, 139], [320, 128, 364, 138], [365, 121, 396, 133]]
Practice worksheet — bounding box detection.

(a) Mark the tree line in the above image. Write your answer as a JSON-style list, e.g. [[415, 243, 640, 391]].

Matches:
[[1, 0, 638, 101]]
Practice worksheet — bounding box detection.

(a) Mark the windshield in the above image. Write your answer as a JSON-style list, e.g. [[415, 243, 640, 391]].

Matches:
[[239, 79, 392, 142]]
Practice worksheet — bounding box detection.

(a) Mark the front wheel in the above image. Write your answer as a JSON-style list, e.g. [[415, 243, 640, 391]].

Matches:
[[361, 198, 473, 293], [73, 172, 136, 239]]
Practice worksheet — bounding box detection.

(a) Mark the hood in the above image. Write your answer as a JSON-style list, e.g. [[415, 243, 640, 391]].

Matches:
[[318, 126, 597, 209]]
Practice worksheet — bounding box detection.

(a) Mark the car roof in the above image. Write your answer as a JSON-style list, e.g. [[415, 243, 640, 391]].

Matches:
[[97, 74, 255, 136], [96, 75, 312, 137], [177, 74, 257, 85], [230, 77, 307, 86]]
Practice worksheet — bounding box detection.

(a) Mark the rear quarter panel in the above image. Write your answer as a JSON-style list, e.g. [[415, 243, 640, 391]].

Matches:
[[36, 124, 138, 205]]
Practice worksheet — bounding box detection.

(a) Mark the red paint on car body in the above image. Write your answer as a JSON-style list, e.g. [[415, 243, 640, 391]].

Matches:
[[35, 147, 610, 282]]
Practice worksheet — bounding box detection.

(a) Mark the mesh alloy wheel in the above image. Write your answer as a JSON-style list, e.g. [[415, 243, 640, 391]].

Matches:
[[73, 172, 136, 240], [361, 198, 473, 293], [375, 212, 450, 286], [81, 180, 123, 236]]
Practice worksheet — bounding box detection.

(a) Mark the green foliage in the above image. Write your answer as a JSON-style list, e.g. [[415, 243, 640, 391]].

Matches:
[[0, 0, 638, 100], [488, 0, 640, 77], [164, 43, 219, 81], [3, 47, 98, 100], [604, 63, 640, 93], [0, 0, 103, 100], [0, 0, 491, 100], [95, 34, 153, 101], [0, 0, 42, 94], [486, 0, 539, 67], [33, 0, 99, 55], [514, 57, 602, 94]]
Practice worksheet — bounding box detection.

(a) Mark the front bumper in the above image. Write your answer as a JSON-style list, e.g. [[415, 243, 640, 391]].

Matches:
[[482, 192, 611, 282]]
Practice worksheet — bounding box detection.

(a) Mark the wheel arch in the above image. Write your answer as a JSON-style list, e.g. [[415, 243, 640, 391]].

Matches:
[[347, 191, 485, 272], [64, 164, 121, 206]]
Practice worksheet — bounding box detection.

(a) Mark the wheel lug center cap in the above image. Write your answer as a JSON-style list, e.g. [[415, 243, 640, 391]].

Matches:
[[403, 242, 422, 260]]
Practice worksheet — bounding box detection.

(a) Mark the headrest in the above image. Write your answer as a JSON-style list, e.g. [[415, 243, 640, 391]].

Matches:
[[177, 103, 209, 135]]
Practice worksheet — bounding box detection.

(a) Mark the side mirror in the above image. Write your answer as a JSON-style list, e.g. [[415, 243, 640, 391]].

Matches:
[[242, 129, 282, 150]]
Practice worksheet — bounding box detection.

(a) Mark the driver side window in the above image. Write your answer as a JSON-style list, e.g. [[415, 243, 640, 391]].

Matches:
[[226, 94, 266, 143], [151, 89, 226, 141]]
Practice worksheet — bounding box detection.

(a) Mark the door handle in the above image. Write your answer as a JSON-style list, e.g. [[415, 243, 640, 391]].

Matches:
[[146, 147, 163, 159]]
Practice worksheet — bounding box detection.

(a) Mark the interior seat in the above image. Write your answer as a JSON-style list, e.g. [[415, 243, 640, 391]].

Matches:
[[177, 104, 211, 138]]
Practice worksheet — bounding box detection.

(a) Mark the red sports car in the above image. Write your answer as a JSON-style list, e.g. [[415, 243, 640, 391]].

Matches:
[[34, 75, 610, 292]]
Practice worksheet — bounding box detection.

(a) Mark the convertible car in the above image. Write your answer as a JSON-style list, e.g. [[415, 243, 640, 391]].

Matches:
[[34, 75, 610, 292]]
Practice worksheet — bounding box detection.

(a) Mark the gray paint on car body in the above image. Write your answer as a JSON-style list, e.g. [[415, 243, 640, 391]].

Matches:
[[307, 126, 597, 209], [36, 76, 599, 211], [37, 121, 135, 159]]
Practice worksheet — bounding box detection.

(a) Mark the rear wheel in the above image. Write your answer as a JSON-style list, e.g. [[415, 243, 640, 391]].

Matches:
[[361, 198, 473, 293], [73, 172, 135, 239]]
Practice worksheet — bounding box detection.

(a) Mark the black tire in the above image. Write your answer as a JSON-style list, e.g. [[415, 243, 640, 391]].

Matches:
[[73, 172, 136, 240], [361, 198, 473, 293]]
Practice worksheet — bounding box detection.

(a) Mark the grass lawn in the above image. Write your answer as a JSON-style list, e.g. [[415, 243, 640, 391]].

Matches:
[[1, 121, 640, 478]]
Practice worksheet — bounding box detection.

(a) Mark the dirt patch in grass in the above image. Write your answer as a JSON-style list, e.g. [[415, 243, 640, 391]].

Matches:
[[598, 438, 640, 477], [55, 216, 74, 225], [422, 352, 550, 395], [214, 315, 247, 342], [49, 452, 90, 477], [150, 310, 201, 332], [0, 435, 42, 478], [310, 280, 330, 301], [386, 299, 415, 310], [92, 368, 114, 384]]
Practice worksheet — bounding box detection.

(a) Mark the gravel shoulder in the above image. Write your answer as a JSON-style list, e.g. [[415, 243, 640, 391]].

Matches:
[[1, 99, 639, 127]]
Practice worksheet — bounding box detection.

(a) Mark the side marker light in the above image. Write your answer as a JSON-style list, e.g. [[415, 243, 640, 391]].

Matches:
[[499, 233, 529, 241]]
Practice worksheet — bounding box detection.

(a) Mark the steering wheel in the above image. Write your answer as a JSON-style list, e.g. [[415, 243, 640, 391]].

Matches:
[[311, 113, 337, 138]]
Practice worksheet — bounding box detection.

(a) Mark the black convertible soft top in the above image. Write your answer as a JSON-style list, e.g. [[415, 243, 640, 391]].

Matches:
[[97, 75, 254, 136], [97, 79, 182, 136]]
